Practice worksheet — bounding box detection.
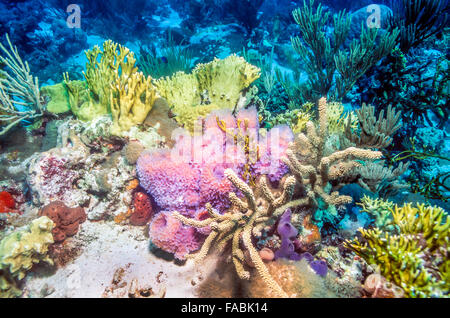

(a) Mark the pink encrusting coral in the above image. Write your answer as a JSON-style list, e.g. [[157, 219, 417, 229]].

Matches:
[[149, 211, 205, 260], [37, 155, 77, 201]]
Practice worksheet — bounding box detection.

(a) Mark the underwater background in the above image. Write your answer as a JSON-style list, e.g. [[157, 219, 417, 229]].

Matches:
[[0, 0, 448, 298]]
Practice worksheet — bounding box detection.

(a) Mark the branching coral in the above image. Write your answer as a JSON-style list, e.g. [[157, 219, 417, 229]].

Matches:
[[356, 195, 395, 230], [66, 40, 138, 122], [342, 103, 402, 149], [172, 169, 300, 298], [0, 34, 44, 136], [282, 97, 383, 209], [110, 71, 157, 135], [291, 0, 399, 101], [345, 203, 449, 298], [357, 161, 410, 198]]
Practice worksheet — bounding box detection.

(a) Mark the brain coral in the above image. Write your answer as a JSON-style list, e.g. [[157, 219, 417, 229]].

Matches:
[[149, 211, 205, 260]]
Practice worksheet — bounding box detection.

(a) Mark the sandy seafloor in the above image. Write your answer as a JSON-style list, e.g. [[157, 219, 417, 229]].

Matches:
[[22, 220, 217, 298]]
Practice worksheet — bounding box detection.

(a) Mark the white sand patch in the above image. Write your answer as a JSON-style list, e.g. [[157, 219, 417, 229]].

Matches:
[[23, 220, 217, 298]]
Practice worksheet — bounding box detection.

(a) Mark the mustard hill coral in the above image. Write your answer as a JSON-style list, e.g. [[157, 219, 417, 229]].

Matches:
[[173, 169, 301, 298], [282, 97, 383, 209], [0, 216, 54, 297], [345, 203, 450, 298], [155, 54, 260, 133]]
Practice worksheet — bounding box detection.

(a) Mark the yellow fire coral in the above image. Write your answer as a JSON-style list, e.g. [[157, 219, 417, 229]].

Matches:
[[345, 203, 449, 298], [110, 71, 157, 136], [173, 169, 303, 298], [0, 216, 54, 298], [357, 195, 395, 229], [155, 54, 260, 133], [326, 101, 357, 134], [66, 40, 138, 122]]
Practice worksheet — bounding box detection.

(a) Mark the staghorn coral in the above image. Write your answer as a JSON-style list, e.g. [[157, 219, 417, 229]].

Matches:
[[0, 216, 54, 297], [282, 97, 383, 210], [172, 169, 299, 298], [345, 203, 450, 298], [110, 71, 157, 136], [155, 55, 260, 133], [342, 103, 402, 149]]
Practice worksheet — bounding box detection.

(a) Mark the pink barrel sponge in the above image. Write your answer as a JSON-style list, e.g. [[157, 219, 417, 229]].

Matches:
[[149, 211, 205, 260], [137, 150, 203, 212], [254, 124, 294, 183]]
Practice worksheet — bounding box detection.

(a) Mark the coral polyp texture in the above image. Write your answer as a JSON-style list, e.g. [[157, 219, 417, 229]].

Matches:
[[0, 0, 448, 300]]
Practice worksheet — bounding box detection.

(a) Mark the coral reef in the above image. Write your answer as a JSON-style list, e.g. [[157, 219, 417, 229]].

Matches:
[[0, 0, 448, 301], [282, 98, 383, 210]]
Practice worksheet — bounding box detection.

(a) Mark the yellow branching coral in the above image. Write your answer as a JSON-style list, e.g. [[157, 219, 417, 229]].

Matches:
[[357, 195, 394, 229], [110, 71, 157, 136], [282, 97, 382, 209], [345, 203, 450, 298], [155, 55, 260, 133], [0, 216, 54, 298], [173, 169, 303, 298], [326, 101, 357, 134], [67, 40, 138, 122]]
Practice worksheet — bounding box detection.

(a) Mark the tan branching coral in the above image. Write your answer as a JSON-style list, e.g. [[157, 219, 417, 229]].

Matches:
[[357, 161, 410, 198], [282, 97, 383, 209], [343, 103, 402, 149], [173, 169, 302, 298]]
